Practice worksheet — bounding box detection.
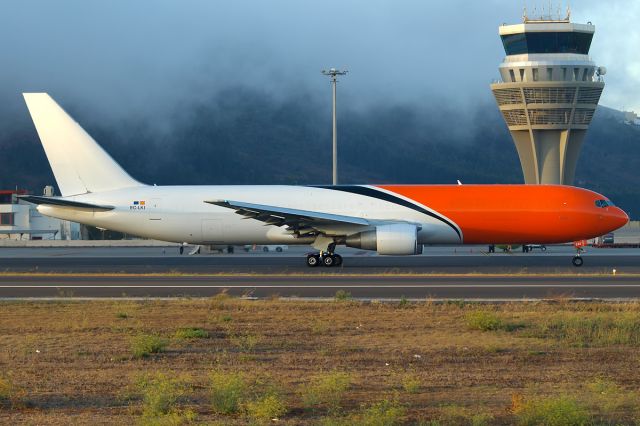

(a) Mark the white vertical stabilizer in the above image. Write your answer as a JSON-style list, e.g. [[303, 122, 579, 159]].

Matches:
[[23, 93, 142, 196]]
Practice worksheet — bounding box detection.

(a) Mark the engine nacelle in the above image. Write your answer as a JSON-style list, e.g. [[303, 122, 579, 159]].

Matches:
[[345, 224, 422, 255]]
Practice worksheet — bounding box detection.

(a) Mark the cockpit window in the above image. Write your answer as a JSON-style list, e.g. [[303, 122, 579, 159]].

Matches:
[[595, 199, 614, 208]]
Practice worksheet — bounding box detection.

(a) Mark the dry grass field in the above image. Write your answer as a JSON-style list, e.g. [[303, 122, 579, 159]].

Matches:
[[2, 295, 640, 425]]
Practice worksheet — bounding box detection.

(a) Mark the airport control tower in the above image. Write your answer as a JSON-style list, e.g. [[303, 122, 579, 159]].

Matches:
[[491, 10, 605, 185]]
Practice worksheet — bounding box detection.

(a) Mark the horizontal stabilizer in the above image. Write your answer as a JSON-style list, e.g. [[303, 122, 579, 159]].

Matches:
[[19, 195, 114, 212]]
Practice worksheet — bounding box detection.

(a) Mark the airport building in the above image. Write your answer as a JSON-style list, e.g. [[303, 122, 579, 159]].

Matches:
[[624, 111, 640, 126], [0, 188, 80, 240], [491, 11, 605, 185]]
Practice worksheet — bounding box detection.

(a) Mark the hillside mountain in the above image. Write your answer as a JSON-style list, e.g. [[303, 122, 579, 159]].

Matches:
[[1, 88, 638, 218]]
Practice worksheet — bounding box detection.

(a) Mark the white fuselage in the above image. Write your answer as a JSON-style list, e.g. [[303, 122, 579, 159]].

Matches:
[[37, 185, 461, 245]]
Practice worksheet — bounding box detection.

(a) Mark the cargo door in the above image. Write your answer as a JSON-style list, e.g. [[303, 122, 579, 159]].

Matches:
[[201, 219, 225, 243]]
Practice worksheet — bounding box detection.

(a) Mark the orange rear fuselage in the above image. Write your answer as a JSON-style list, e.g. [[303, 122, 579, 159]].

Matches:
[[379, 185, 629, 244]]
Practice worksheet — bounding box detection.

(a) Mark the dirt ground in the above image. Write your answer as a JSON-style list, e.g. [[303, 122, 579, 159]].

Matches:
[[1, 296, 640, 425]]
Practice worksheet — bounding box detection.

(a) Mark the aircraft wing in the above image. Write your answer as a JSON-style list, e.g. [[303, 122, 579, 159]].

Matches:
[[19, 195, 115, 212], [205, 199, 371, 237]]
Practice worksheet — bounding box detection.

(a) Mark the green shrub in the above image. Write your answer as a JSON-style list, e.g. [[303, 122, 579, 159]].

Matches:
[[139, 410, 197, 426], [319, 399, 406, 426], [116, 312, 129, 319], [131, 334, 168, 358], [334, 290, 352, 301], [231, 334, 260, 352], [531, 314, 640, 347], [401, 374, 421, 394], [209, 370, 247, 414], [355, 398, 407, 426], [136, 373, 186, 418], [435, 405, 493, 426], [585, 378, 637, 423], [398, 296, 409, 308], [301, 371, 351, 412], [514, 395, 590, 426], [174, 327, 209, 339], [465, 311, 504, 331], [311, 320, 329, 335], [470, 413, 495, 426], [0, 375, 13, 408], [245, 393, 287, 424]]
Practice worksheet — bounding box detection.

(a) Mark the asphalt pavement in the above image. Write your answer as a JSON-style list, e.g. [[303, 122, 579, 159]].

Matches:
[[0, 245, 638, 273], [0, 274, 638, 300], [1, 245, 638, 299]]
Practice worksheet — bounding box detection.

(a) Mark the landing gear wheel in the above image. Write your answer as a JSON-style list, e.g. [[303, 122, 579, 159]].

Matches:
[[572, 256, 584, 267], [307, 254, 320, 267], [323, 255, 335, 267], [334, 254, 343, 266]]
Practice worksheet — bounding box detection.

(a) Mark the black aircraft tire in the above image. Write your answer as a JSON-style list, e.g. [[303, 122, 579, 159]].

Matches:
[[572, 256, 584, 267], [307, 255, 320, 267], [323, 255, 335, 267]]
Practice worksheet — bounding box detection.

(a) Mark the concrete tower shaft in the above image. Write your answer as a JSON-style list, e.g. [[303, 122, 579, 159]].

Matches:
[[491, 20, 604, 185]]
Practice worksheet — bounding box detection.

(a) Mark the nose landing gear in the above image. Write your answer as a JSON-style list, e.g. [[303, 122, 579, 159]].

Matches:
[[572, 241, 587, 267]]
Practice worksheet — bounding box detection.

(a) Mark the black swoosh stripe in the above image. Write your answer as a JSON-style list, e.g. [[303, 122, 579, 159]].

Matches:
[[310, 185, 462, 241]]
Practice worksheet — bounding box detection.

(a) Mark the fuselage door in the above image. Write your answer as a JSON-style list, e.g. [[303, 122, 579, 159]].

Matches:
[[149, 198, 162, 220]]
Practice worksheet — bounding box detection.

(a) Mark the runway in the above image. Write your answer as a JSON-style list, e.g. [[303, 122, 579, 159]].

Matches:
[[0, 274, 638, 300], [1, 246, 639, 299], [1, 245, 639, 274]]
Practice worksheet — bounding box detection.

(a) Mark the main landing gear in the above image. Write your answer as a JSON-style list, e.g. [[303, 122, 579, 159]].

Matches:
[[306, 252, 343, 267], [307, 240, 343, 267]]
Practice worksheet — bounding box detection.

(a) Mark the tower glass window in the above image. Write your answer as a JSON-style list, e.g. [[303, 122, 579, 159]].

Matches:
[[501, 32, 593, 55]]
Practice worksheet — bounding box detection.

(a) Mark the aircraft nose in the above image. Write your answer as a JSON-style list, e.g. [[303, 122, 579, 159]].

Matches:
[[608, 207, 629, 230]]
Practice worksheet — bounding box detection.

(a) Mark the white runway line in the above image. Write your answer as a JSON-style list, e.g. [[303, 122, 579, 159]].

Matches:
[[1, 284, 639, 289]]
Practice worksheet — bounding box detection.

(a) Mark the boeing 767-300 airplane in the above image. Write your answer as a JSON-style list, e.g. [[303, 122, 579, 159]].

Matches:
[[19, 93, 628, 267]]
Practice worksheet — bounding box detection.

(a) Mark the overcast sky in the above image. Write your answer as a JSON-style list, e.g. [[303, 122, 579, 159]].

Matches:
[[0, 0, 638, 121]]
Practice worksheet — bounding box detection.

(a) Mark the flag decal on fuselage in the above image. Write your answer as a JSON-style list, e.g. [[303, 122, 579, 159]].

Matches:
[[130, 200, 146, 210]]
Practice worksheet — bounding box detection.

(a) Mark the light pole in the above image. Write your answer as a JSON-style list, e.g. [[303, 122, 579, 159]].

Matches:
[[322, 68, 348, 185]]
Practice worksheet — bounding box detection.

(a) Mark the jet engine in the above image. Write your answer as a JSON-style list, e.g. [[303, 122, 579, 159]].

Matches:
[[345, 224, 422, 255]]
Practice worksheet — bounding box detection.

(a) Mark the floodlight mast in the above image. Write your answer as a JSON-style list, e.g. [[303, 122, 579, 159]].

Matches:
[[322, 68, 348, 185]]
